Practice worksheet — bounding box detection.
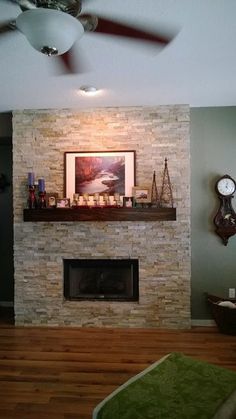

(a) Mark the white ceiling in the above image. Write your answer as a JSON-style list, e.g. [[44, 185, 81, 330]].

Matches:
[[1, 0, 236, 112]]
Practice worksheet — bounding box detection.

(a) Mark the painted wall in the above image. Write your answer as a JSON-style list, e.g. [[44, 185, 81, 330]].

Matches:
[[190, 107, 236, 319]]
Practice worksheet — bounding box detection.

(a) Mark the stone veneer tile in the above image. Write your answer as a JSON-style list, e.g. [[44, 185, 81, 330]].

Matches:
[[13, 105, 191, 328]]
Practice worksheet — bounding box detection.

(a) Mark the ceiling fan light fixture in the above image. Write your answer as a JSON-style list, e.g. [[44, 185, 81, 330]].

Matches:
[[16, 9, 84, 56]]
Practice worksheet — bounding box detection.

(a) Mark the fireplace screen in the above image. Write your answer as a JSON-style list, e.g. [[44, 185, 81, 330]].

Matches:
[[64, 259, 139, 301]]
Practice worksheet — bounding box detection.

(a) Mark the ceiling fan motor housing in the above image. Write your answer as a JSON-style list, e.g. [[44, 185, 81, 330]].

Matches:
[[34, 0, 82, 17]]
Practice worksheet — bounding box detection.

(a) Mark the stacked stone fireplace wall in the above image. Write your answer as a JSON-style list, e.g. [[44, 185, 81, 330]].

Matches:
[[13, 105, 191, 327]]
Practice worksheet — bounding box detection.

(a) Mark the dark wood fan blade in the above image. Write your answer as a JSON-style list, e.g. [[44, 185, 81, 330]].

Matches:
[[80, 14, 174, 45], [59, 51, 76, 73], [57, 47, 89, 75], [0, 20, 17, 35]]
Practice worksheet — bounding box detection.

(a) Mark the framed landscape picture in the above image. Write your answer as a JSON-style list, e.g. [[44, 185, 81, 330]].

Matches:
[[64, 151, 135, 202], [132, 186, 151, 204]]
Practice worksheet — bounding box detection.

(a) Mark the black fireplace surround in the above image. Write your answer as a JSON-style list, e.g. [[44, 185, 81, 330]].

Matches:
[[64, 259, 139, 301]]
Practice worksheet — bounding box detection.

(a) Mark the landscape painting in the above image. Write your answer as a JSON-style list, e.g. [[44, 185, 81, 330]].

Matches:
[[65, 151, 135, 202], [75, 155, 125, 194]]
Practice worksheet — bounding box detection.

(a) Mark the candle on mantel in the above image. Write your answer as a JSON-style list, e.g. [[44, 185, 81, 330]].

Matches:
[[28, 172, 35, 187], [38, 178, 45, 192]]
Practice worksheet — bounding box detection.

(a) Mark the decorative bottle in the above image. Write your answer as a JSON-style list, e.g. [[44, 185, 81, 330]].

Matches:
[[27, 172, 37, 209], [38, 178, 46, 209]]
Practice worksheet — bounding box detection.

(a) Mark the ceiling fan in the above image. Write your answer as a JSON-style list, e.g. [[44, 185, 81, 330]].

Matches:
[[1, 0, 176, 73]]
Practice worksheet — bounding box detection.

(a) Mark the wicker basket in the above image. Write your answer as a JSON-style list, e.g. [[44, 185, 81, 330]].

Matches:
[[206, 293, 236, 335]]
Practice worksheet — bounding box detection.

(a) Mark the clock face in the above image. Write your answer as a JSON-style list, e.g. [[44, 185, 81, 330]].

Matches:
[[217, 177, 236, 196]]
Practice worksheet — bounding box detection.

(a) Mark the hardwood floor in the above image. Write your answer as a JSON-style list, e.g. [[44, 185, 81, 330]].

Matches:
[[0, 323, 235, 419]]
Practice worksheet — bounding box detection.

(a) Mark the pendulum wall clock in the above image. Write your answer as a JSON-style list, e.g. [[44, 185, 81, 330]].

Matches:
[[214, 174, 236, 245]]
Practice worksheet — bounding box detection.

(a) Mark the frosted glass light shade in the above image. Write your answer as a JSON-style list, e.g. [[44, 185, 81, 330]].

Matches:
[[16, 9, 84, 55]]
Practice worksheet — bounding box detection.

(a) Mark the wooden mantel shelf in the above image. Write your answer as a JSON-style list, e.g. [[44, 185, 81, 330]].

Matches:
[[23, 207, 176, 222]]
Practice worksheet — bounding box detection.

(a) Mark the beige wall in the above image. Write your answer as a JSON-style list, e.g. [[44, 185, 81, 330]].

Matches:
[[13, 106, 191, 327]]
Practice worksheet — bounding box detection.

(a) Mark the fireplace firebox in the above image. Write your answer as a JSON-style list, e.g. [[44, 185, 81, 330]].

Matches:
[[64, 259, 139, 301]]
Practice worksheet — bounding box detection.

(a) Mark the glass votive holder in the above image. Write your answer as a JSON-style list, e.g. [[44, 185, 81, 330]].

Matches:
[[83, 193, 89, 206], [93, 192, 100, 206], [103, 192, 110, 206], [114, 192, 121, 206], [71, 193, 79, 208]]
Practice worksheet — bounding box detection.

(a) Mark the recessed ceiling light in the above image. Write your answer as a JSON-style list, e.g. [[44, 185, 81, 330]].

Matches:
[[79, 85, 98, 95]]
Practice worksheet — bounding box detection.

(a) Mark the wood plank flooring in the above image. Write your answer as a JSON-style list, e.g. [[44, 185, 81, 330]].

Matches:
[[0, 324, 235, 419]]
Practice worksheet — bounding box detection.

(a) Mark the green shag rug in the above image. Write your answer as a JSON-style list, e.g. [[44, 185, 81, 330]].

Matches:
[[93, 352, 236, 419]]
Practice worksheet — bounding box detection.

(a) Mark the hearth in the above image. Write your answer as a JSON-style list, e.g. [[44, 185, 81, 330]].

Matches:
[[64, 259, 139, 301]]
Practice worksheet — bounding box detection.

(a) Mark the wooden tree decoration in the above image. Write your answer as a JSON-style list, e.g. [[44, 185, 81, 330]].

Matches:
[[160, 158, 174, 207], [151, 170, 160, 206]]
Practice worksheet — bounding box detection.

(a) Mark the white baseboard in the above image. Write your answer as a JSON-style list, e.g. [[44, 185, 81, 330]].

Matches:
[[0, 301, 14, 308], [191, 319, 216, 327]]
